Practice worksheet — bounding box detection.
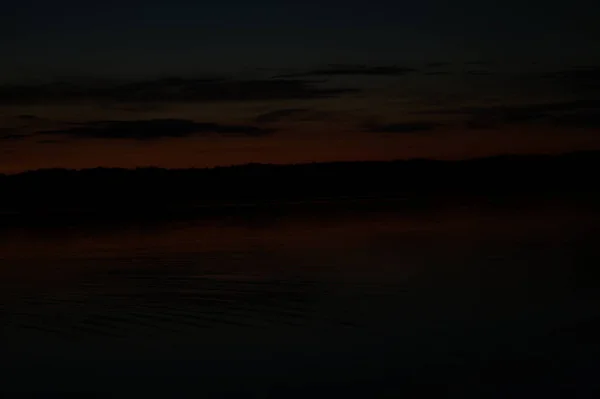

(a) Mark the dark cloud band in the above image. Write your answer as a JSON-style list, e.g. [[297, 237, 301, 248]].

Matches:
[[37, 119, 274, 140], [0, 78, 358, 105]]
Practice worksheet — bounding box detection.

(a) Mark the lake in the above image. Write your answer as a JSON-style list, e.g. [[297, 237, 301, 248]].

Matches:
[[1, 198, 600, 398]]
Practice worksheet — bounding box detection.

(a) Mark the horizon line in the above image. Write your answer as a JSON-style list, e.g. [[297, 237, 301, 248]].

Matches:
[[2, 149, 599, 177]]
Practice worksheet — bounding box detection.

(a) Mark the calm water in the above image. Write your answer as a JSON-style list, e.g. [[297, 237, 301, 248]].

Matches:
[[1, 199, 600, 397]]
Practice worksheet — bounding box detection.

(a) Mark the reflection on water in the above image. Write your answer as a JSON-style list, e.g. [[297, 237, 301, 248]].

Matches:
[[1, 199, 600, 397]]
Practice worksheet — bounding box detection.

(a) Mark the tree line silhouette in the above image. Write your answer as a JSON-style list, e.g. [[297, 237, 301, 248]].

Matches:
[[1, 150, 599, 221]]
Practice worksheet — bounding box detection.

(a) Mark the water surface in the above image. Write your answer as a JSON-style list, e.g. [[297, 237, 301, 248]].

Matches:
[[2, 199, 599, 397]]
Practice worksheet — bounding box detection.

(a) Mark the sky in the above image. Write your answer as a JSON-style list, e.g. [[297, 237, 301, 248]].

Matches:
[[1, 0, 600, 172]]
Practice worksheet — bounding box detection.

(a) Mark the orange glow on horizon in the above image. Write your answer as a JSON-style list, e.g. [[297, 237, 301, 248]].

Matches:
[[1, 125, 599, 174]]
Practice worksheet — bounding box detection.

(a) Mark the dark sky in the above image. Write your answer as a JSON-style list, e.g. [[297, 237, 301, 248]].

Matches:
[[1, 0, 599, 172]]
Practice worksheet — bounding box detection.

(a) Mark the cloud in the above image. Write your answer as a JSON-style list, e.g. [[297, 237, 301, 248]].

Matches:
[[254, 108, 309, 123], [416, 99, 600, 130], [275, 65, 416, 78], [108, 78, 356, 102], [100, 104, 165, 113], [464, 116, 503, 130], [551, 111, 600, 128], [425, 62, 450, 68], [0, 128, 28, 141], [253, 108, 334, 124], [0, 133, 28, 141], [17, 114, 39, 120], [474, 100, 600, 128], [0, 77, 358, 105], [424, 71, 451, 76], [365, 122, 439, 134], [37, 119, 274, 140], [36, 139, 66, 144], [465, 70, 493, 76], [530, 66, 600, 97], [540, 66, 600, 87]]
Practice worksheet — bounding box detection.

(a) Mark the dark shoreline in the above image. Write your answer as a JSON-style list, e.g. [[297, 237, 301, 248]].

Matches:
[[2, 150, 599, 227]]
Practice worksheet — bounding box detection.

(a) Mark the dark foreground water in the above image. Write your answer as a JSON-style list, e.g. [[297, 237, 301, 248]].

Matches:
[[1, 199, 600, 398]]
